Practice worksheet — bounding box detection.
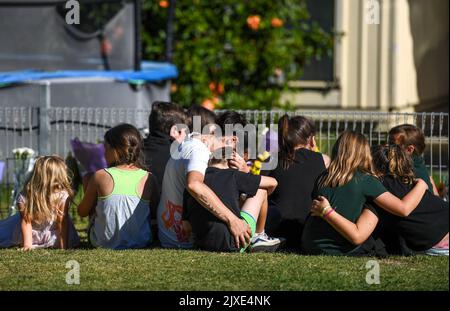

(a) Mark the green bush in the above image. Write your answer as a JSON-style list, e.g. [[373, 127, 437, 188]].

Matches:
[[142, 0, 333, 110]]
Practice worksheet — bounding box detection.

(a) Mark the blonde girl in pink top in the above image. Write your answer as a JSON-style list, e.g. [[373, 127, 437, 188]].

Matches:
[[0, 156, 79, 250]]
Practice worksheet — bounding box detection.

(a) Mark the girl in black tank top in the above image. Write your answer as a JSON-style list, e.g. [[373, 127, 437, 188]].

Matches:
[[265, 115, 329, 251], [371, 145, 449, 255]]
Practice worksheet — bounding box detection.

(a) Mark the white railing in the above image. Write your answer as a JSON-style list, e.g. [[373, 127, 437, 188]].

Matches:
[[0, 107, 448, 182]]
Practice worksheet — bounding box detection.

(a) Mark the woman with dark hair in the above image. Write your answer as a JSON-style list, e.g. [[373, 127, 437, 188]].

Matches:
[[77, 123, 160, 249], [265, 114, 330, 251]]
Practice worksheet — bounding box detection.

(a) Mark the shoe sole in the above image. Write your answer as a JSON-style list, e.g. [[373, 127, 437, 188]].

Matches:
[[249, 243, 281, 253]]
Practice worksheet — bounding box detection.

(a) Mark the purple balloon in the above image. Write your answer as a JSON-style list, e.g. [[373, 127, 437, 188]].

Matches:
[[0, 160, 5, 183], [70, 138, 107, 174]]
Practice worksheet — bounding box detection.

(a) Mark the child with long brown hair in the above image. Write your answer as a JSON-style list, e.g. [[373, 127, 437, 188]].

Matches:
[[0, 156, 79, 250], [370, 145, 448, 255], [265, 114, 330, 251], [77, 123, 160, 249], [389, 124, 439, 195], [301, 131, 428, 255]]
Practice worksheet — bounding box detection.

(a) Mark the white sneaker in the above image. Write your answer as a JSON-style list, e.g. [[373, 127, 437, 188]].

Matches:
[[249, 232, 285, 253]]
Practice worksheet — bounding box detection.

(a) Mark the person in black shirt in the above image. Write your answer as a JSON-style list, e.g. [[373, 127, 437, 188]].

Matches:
[[143, 101, 191, 193], [371, 145, 449, 255], [143, 101, 190, 245], [216, 111, 283, 248], [183, 147, 279, 252], [388, 124, 439, 195], [264, 114, 330, 251]]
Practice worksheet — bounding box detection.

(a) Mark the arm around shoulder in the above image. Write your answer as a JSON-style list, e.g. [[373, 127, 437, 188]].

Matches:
[[374, 179, 428, 217], [186, 171, 252, 248], [259, 176, 277, 195]]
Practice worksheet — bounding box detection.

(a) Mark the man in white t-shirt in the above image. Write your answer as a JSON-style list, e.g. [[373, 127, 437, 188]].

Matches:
[[157, 120, 254, 249], [157, 133, 212, 248]]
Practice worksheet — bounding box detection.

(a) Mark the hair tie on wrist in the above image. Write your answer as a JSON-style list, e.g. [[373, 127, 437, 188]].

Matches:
[[324, 207, 335, 218]]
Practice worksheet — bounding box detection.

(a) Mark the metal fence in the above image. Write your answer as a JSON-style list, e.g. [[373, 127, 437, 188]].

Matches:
[[0, 107, 149, 158], [1, 106, 449, 181], [229, 109, 449, 183]]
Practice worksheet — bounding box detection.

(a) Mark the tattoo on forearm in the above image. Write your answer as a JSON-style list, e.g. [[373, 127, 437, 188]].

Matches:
[[197, 193, 226, 221]]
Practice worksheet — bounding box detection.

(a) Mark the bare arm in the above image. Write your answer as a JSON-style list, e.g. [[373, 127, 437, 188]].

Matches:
[[186, 171, 252, 248], [374, 179, 428, 217], [322, 154, 331, 168], [311, 196, 378, 245], [77, 174, 98, 217], [430, 176, 439, 196], [55, 198, 70, 249], [19, 205, 33, 251], [259, 176, 278, 195], [82, 172, 94, 193]]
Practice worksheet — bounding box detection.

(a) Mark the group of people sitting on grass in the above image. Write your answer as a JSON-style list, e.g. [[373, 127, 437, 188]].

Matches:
[[0, 102, 448, 256]]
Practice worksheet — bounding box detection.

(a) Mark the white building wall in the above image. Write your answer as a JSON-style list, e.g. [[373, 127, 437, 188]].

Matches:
[[283, 0, 448, 112]]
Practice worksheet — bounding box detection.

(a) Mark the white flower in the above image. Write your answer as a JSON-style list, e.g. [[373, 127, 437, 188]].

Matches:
[[12, 147, 35, 159]]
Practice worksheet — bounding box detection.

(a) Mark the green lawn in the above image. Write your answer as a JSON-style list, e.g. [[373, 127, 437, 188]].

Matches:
[[1, 185, 448, 292], [0, 248, 448, 291]]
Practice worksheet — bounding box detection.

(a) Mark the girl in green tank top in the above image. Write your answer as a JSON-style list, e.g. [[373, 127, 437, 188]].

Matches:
[[77, 124, 159, 249]]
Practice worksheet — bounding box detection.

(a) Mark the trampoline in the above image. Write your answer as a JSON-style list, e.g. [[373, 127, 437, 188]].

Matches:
[[0, 0, 178, 158], [0, 0, 142, 72], [0, 61, 178, 109], [0, 0, 178, 109]]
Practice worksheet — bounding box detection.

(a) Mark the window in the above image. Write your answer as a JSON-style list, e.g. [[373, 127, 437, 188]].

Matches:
[[300, 0, 335, 82]]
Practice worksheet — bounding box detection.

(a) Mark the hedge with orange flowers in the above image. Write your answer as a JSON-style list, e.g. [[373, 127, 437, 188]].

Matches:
[[142, 0, 333, 110]]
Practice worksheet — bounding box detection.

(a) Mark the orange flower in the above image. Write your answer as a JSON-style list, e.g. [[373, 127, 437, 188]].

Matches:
[[202, 99, 215, 111], [202, 97, 220, 111], [271, 17, 283, 28], [209, 82, 216, 92], [209, 82, 224, 95], [216, 83, 224, 95], [171, 84, 178, 93], [159, 0, 169, 8], [247, 15, 261, 31]]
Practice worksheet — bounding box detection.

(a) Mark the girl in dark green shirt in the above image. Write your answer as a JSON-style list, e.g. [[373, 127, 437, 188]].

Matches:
[[302, 131, 428, 255]]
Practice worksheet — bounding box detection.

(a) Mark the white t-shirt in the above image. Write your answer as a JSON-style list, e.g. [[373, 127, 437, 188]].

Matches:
[[157, 134, 210, 248]]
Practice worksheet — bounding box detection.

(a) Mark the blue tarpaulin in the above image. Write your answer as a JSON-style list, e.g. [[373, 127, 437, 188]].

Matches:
[[0, 61, 178, 85]]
